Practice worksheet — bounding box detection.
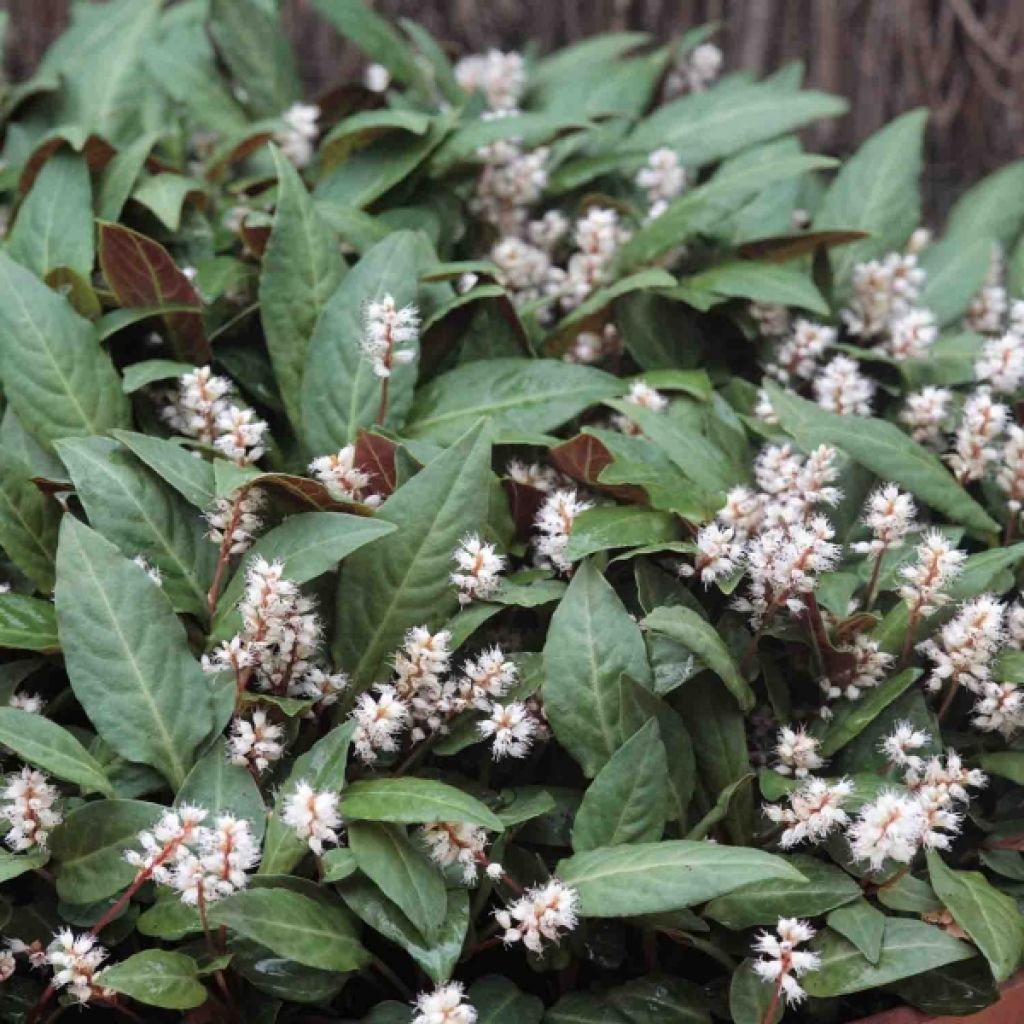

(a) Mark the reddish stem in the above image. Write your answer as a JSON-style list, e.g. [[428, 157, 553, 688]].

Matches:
[[761, 977, 783, 1024], [207, 493, 246, 616]]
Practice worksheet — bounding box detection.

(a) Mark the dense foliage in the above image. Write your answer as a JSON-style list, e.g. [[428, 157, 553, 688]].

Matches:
[[0, 1, 1024, 1022]]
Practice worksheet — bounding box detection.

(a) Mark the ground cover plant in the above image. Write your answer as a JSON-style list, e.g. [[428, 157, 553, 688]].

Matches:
[[0, 1, 1023, 1022]]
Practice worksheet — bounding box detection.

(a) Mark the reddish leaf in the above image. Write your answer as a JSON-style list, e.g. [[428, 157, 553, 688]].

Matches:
[[551, 433, 647, 504], [502, 478, 546, 539], [19, 133, 116, 193], [737, 230, 868, 263], [98, 222, 212, 364], [353, 430, 398, 497], [240, 221, 271, 257], [243, 473, 375, 516]]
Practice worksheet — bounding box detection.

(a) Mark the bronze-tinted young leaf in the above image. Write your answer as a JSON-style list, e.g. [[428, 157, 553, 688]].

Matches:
[[97, 222, 211, 364]]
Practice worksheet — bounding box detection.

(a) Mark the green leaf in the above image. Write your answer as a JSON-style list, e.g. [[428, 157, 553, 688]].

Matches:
[[0, 251, 129, 449], [765, 383, 998, 535], [97, 132, 160, 222], [819, 669, 922, 756], [212, 511, 396, 642], [0, 446, 60, 591], [918, 236, 994, 327], [827, 899, 886, 965], [313, 0, 430, 93], [54, 517, 215, 788], [261, 145, 346, 430], [627, 80, 846, 166], [407, 359, 620, 445], [469, 976, 544, 1024], [50, 799, 163, 903], [945, 161, 1024, 247], [348, 821, 447, 941], [556, 840, 805, 917], [209, 888, 370, 973], [335, 420, 492, 686], [542, 559, 651, 777], [928, 850, 1024, 983], [338, 875, 469, 984], [302, 232, 420, 449], [120, 360, 195, 394], [136, 896, 203, 940], [99, 950, 206, 1010], [56, 437, 215, 618], [0, 708, 113, 797], [261, 722, 356, 874], [572, 719, 667, 852], [176, 739, 267, 843], [978, 751, 1024, 785], [130, 173, 203, 233], [813, 109, 928, 288], [644, 606, 754, 711], [729, 959, 781, 1024], [607, 975, 711, 1024], [341, 777, 504, 830], [112, 431, 216, 511], [0, 594, 59, 652], [803, 918, 976, 997], [673, 261, 828, 315], [565, 507, 680, 562], [704, 855, 860, 929], [321, 848, 357, 882], [7, 152, 93, 281], [0, 847, 49, 884], [208, 0, 300, 117]]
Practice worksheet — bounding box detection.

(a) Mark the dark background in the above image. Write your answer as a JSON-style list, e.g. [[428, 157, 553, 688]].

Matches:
[[4, 0, 1023, 212]]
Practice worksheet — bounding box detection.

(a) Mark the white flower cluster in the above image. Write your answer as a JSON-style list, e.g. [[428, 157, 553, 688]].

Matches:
[[564, 323, 622, 364], [494, 878, 579, 952], [451, 534, 505, 605], [900, 386, 952, 445], [350, 684, 411, 763], [46, 930, 109, 1004], [766, 319, 834, 384], [282, 780, 342, 855], [898, 530, 967, 619], [475, 134, 551, 237], [948, 387, 1008, 483], [842, 245, 928, 342], [275, 102, 319, 168], [665, 42, 723, 97], [561, 207, 632, 310], [813, 355, 875, 416], [918, 594, 1006, 694], [123, 804, 209, 886], [964, 245, 1008, 335], [228, 708, 285, 775], [412, 982, 478, 1024], [975, 330, 1024, 394], [308, 445, 382, 507], [772, 726, 824, 778], [613, 379, 669, 434], [455, 50, 527, 112], [851, 484, 917, 557], [1, 766, 61, 851], [533, 488, 593, 573], [206, 486, 266, 555], [752, 918, 820, 1007], [204, 557, 347, 706], [635, 148, 687, 220], [173, 815, 260, 906], [9, 690, 44, 714], [421, 821, 501, 884], [679, 521, 746, 588], [765, 776, 852, 849], [360, 294, 420, 379], [161, 365, 268, 465]]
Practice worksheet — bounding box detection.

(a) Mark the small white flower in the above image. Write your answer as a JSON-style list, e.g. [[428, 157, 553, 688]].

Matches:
[[684, 522, 745, 586], [364, 63, 391, 93], [534, 489, 592, 573], [173, 815, 260, 906], [973, 681, 1024, 737], [947, 388, 1009, 483], [765, 777, 852, 849], [975, 331, 1024, 393], [281, 780, 341, 855], [308, 445, 381, 507], [636, 148, 686, 218], [752, 918, 821, 1006], [351, 684, 411, 763], [0, 767, 61, 851], [46, 930, 107, 1004], [494, 879, 579, 952], [275, 102, 319, 168], [918, 595, 1006, 694], [997, 425, 1024, 518], [455, 50, 527, 111], [205, 487, 265, 554], [451, 534, 505, 605], [412, 982, 478, 1024], [880, 721, 930, 769], [898, 530, 966, 618], [768, 319, 834, 383], [478, 701, 537, 760], [360, 294, 420, 379], [461, 646, 518, 705], [884, 307, 937, 361], [851, 484, 917, 556], [901, 386, 952, 445], [847, 790, 927, 870], [813, 355, 874, 416], [123, 804, 208, 884], [421, 821, 489, 883], [8, 691, 44, 714], [772, 727, 823, 779], [228, 710, 284, 774]]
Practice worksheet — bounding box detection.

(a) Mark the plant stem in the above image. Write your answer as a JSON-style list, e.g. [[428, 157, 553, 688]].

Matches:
[[936, 678, 959, 723], [207, 491, 245, 616], [863, 547, 886, 611], [761, 978, 783, 1024], [376, 376, 390, 427], [899, 609, 921, 669]]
